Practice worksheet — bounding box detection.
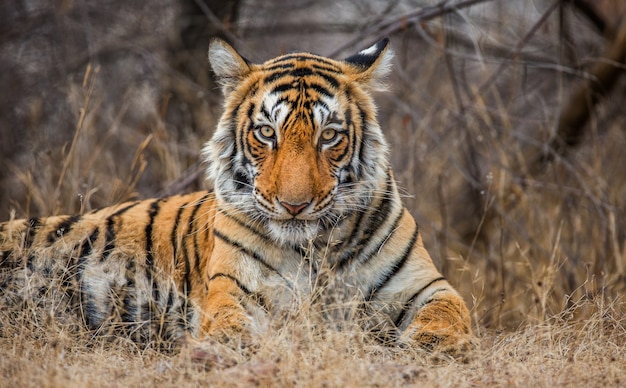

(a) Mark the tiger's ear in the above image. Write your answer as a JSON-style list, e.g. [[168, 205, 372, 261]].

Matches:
[[344, 38, 393, 91], [208, 38, 251, 95]]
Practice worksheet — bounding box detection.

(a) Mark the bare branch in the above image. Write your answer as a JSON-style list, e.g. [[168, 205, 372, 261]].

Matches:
[[569, 0, 614, 37], [193, 0, 247, 49], [328, 0, 496, 57], [470, 1, 560, 107], [157, 161, 205, 197]]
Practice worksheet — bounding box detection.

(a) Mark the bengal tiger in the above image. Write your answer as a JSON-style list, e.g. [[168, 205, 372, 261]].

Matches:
[[0, 38, 474, 355]]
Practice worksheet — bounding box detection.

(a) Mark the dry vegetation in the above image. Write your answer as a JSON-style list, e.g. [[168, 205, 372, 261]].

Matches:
[[1, 0, 626, 386]]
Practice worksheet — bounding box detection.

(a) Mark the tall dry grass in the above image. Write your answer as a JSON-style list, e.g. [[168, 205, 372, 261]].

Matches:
[[1, 293, 624, 386], [1, 0, 626, 385]]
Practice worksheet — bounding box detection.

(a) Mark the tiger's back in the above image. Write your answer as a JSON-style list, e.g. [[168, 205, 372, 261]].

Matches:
[[0, 191, 215, 343]]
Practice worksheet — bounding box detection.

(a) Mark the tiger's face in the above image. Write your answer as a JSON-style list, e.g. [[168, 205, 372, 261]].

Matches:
[[205, 40, 393, 245]]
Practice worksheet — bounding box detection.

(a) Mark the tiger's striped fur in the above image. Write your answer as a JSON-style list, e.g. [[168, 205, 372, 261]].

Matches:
[[0, 38, 474, 354]]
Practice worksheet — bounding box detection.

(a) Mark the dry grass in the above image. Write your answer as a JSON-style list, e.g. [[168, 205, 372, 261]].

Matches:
[[1, 297, 624, 387], [2, 0, 626, 386]]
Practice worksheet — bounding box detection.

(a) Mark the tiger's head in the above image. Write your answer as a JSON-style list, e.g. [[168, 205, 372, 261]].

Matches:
[[204, 39, 393, 246]]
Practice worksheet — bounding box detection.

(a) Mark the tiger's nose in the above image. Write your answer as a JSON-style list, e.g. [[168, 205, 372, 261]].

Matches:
[[280, 201, 310, 216]]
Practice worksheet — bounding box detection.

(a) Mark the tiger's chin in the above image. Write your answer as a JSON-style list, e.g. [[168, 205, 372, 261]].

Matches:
[[266, 219, 320, 247]]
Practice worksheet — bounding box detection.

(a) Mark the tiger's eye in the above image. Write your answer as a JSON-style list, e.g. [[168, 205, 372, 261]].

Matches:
[[259, 126, 275, 140], [321, 128, 337, 142]]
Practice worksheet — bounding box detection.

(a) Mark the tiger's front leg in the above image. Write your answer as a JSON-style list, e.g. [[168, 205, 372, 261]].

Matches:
[[185, 274, 253, 367], [195, 236, 259, 348], [198, 274, 251, 343]]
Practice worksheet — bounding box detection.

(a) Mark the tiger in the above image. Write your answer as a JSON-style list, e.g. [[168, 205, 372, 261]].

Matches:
[[0, 38, 474, 355]]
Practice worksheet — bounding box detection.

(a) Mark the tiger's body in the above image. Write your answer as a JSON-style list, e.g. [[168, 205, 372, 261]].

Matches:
[[0, 39, 473, 354]]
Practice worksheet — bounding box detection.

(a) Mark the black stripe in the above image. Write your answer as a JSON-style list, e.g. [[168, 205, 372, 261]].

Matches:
[[246, 101, 255, 119], [273, 82, 297, 94], [360, 209, 405, 267], [24, 217, 41, 248], [213, 229, 288, 284], [291, 67, 313, 78], [210, 272, 270, 312], [220, 207, 304, 259], [220, 208, 271, 243], [0, 250, 12, 267], [264, 70, 291, 84], [210, 272, 252, 295], [189, 194, 211, 274], [315, 99, 331, 116], [345, 103, 357, 176], [121, 261, 137, 324], [144, 199, 163, 302], [182, 233, 193, 299], [79, 227, 100, 258], [367, 227, 420, 301], [295, 245, 308, 259], [307, 82, 332, 98], [47, 214, 81, 244], [144, 199, 162, 268], [393, 277, 446, 327], [230, 103, 242, 162], [181, 197, 210, 300], [101, 202, 139, 261], [270, 54, 338, 68], [265, 62, 296, 71], [77, 227, 100, 328], [165, 287, 176, 314], [336, 180, 397, 271], [315, 70, 339, 89], [310, 63, 341, 73], [260, 105, 272, 121], [334, 206, 371, 270], [421, 287, 454, 307], [26, 254, 35, 272], [355, 105, 368, 179], [192, 232, 202, 275], [170, 203, 187, 267], [360, 176, 394, 243], [242, 103, 256, 162], [102, 219, 116, 261], [330, 135, 351, 163]]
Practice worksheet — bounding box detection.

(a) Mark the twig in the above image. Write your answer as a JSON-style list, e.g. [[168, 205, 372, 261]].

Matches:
[[442, 25, 465, 114], [470, 1, 560, 107], [568, 0, 613, 38], [157, 161, 205, 197], [328, 0, 495, 57], [193, 0, 246, 49]]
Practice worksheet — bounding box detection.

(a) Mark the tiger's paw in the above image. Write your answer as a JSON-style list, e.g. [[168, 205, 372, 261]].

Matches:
[[402, 291, 476, 361], [408, 331, 479, 362], [181, 335, 244, 370], [199, 310, 260, 352]]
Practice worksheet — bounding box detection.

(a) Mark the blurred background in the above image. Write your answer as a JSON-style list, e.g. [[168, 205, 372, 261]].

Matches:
[[1, 0, 625, 331]]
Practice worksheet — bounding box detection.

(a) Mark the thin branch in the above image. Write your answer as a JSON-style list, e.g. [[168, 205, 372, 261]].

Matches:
[[328, 0, 495, 57], [568, 0, 613, 38], [157, 161, 205, 197], [193, 0, 247, 49], [470, 1, 560, 107]]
